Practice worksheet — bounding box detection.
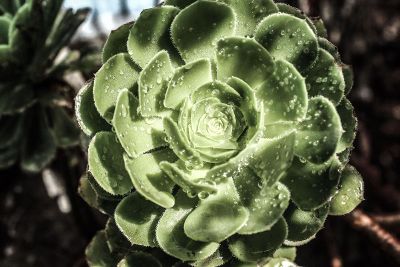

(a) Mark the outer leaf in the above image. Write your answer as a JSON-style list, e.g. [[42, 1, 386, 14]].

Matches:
[[336, 98, 357, 153], [255, 13, 318, 74], [104, 219, 131, 254], [103, 22, 132, 63], [115, 192, 163, 247], [113, 89, 166, 158], [88, 131, 133, 195], [216, 37, 275, 89], [284, 204, 329, 246], [128, 6, 181, 68], [273, 246, 297, 262], [124, 149, 177, 209], [76, 81, 110, 136], [330, 165, 364, 216], [184, 178, 249, 243], [256, 59, 308, 124], [228, 218, 288, 263], [171, 0, 236, 63], [276, 3, 317, 34], [165, 0, 197, 9], [117, 251, 162, 267], [156, 191, 220, 261], [294, 96, 342, 164], [93, 53, 140, 122], [281, 157, 342, 211], [265, 258, 297, 267], [49, 106, 80, 148], [86, 231, 119, 267], [342, 65, 354, 95], [0, 83, 34, 114]]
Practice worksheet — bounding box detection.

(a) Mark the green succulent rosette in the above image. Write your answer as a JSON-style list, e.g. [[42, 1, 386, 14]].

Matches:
[[78, 0, 364, 265], [0, 0, 89, 172]]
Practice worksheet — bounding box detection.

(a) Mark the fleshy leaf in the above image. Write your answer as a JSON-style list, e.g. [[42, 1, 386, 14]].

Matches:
[[88, 131, 132, 195], [184, 178, 249, 243], [103, 22, 132, 63], [330, 165, 364, 216], [156, 191, 220, 261], [165, 0, 197, 9], [124, 149, 177, 209], [171, 0, 236, 63], [281, 157, 342, 211], [284, 204, 329, 246], [234, 167, 290, 234], [256, 59, 308, 124], [265, 258, 297, 267], [86, 231, 119, 267], [294, 96, 342, 164], [93, 53, 140, 122], [342, 65, 354, 95], [160, 160, 217, 196], [115, 192, 163, 247], [164, 59, 213, 109], [255, 13, 318, 74], [113, 89, 166, 158], [336, 98, 357, 153], [304, 48, 345, 105], [228, 218, 288, 263], [217, 0, 278, 36], [49, 106, 80, 148], [273, 246, 297, 262], [104, 219, 131, 254], [312, 18, 328, 38], [139, 50, 174, 117], [117, 251, 162, 267], [189, 245, 231, 267], [276, 3, 317, 34], [216, 37, 275, 89], [76, 81, 110, 136]]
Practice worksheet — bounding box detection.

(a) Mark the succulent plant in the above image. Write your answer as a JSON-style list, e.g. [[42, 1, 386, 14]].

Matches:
[[77, 0, 364, 266], [0, 0, 90, 172]]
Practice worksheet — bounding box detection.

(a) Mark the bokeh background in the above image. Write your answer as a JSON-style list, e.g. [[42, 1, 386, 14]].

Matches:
[[1, 0, 399, 266]]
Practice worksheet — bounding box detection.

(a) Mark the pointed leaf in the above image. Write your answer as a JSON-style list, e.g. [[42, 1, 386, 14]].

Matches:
[[284, 204, 329, 246], [115, 192, 163, 247], [216, 37, 274, 89], [164, 59, 213, 109], [103, 22, 132, 63], [295, 96, 342, 164], [138, 50, 174, 117], [330, 165, 364, 216], [88, 131, 133, 195], [113, 89, 166, 158], [156, 191, 219, 261], [228, 218, 288, 263], [255, 13, 318, 73], [124, 149, 177, 209], [93, 53, 140, 122], [128, 6, 181, 68], [171, 0, 236, 63]]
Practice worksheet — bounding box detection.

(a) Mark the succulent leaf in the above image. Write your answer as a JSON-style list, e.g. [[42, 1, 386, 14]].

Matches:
[[117, 251, 163, 267], [86, 231, 120, 267], [102, 23, 131, 63]]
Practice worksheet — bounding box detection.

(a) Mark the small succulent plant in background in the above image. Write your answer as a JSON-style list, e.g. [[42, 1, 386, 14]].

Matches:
[[0, 0, 91, 172], [77, 0, 364, 266]]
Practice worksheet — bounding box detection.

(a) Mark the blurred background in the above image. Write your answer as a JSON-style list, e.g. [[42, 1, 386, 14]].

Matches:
[[0, 0, 399, 266]]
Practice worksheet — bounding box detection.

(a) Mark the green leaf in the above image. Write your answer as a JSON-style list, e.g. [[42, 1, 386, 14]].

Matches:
[[312, 18, 328, 38], [171, 0, 236, 63], [0, 83, 34, 114], [86, 231, 119, 267], [117, 251, 162, 267], [342, 64, 354, 95], [103, 22, 132, 63], [0, 15, 11, 44], [115, 192, 163, 247], [88, 131, 133, 195], [216, 0, 278, 36], [104, 219, 131, 254], [255, 13, 318, 74], [160, 160, 217, 196], [113, 89, 167, 158], [276, 3, 317, 34], [21, 106, 56, 173], [156, 191, 220, 261], [235, 167, 290, 235], [49, 106, 80, 148], [124, 149, 177, 209], [284, 204, 329, 246], [184, 178, 249, 243], [165, 0, 197, 9], [216, 37, 274, 89], [273, 246, 297, 262], [294, 96, 342, 164], [189, 245, 231, 267], [304, 48, 345, 105], [336, 98, 357, 153], [93, 53, 140, 122], [128, 6, 181, 68], [164, 58, 213, 109], [138, 50, 174, 117], [76, 81, 110, 136], [318, 38, 341, 62], [281, 157, 342, 211], [265, 258, 297, 267], [256, 59, 308, 124], [330, 165, 364, 216], [228, 218, 288, 263], [0, 113, 23, 149]]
